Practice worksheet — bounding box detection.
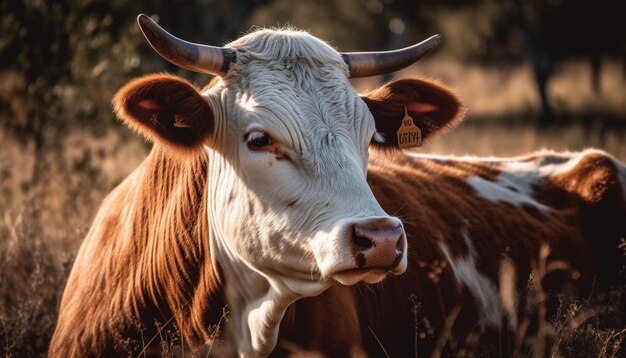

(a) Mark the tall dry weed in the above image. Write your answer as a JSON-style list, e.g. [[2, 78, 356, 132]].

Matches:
[[0, 196, 73, 357], [0, 132, 144, 357]]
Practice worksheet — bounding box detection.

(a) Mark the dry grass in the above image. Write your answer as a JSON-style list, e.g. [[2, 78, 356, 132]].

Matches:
[[0, 59, 624, 356], [0, 131, 148, 357], [420, 244, 625, 358]]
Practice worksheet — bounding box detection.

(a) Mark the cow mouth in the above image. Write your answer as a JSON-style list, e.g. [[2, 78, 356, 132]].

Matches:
[[331, 266, 403, 285]]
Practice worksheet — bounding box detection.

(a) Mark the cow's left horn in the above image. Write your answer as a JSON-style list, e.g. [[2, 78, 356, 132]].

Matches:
[[341, 35, 441, 78], [136, 14, 236, 76]]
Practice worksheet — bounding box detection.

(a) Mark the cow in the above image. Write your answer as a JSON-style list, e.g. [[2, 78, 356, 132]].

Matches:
[[49, 14, 626, 357]]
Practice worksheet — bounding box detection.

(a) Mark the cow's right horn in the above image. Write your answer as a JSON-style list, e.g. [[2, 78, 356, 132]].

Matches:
[[341, 35, 441, 78], [136, 14, 236, 76]]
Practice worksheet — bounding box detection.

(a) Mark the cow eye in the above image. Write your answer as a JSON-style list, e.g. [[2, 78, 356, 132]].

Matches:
[[247, 131, 272, 150]]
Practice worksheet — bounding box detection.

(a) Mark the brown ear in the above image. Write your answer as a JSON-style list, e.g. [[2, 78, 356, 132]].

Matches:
[[113, 73, 213, 151], [361, 78, 465, 150]]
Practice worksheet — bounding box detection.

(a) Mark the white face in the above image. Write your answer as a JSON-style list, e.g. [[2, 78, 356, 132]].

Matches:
[[203, 30, 407, 293]]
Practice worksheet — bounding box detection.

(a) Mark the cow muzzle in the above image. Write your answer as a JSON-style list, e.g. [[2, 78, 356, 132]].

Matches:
[[352, 221, 405, 269], [315, 217, 408, 285]]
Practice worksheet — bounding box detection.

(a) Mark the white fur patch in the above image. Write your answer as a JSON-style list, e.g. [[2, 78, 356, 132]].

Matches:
[[468, 151, 595, 211], [410, 151, 609, 212], [464, 176, 550, 212], [440, 234, 501, 328]]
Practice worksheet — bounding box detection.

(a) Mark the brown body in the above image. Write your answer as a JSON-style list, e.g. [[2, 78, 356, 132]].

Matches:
[[50, 146, 626, 356], [280, 151, 626, 356]]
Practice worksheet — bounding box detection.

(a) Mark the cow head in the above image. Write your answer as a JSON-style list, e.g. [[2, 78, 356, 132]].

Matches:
[[113, 14, 464, 356]]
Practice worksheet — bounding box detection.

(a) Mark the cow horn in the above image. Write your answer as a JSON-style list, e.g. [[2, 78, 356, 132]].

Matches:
[[341, 35, 441, 78], [136, 14, 236, 76]]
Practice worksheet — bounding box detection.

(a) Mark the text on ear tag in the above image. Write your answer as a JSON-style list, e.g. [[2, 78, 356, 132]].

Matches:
[[396, 107, 422, 149]]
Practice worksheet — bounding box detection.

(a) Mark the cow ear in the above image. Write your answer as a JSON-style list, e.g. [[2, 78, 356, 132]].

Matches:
[[361, 78, 465, 150], [113, 73, 213, 151]]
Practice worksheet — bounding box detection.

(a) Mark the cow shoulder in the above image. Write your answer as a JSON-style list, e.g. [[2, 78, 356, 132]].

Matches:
[[52, 146, 224, 355], [548, 150, 626, 205], [545, 150, 626, 281]]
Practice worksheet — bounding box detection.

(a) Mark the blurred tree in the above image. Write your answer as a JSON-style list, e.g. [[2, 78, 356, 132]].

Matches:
[[0, 0, 142, 187], [0, 0, 270, 189], [504, 0, 626, 122], [354, 0, 626, 122]]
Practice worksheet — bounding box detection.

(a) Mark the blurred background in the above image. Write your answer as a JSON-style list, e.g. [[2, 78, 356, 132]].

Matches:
[[0, 0, 625, 355]]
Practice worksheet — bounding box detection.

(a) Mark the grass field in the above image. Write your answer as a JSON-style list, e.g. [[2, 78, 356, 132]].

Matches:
[[1, 59, 624, 356]]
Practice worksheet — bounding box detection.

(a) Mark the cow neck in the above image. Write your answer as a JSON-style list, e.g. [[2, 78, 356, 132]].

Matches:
[[210, 240, 297, 356], [131, 146, 226, 348], [204, 147, 329, 357]]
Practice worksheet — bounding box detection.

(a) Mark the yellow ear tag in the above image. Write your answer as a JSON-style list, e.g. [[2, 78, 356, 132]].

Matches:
[[396, 107, 422, 149]]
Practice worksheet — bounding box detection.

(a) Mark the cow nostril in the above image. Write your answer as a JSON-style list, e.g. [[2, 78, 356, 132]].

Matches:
[[354, 236, 373, 250], [352, 227, 373, 250]]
